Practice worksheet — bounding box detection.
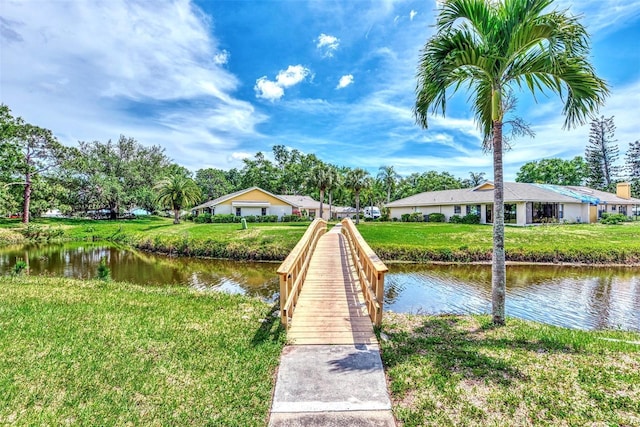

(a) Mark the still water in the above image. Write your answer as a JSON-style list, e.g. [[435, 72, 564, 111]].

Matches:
[[1, 242, 639, 331]]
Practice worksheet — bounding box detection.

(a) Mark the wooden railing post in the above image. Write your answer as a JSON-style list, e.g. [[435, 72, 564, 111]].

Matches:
[[340, 218, 388, 327], [276, 219, 327, 327]]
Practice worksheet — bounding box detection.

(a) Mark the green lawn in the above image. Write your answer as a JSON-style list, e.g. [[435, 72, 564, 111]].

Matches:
[[0, 276, 285, 426], [381, 312, 640, 426], [357, 221, 640, 263], [2, 217, 640, 263]]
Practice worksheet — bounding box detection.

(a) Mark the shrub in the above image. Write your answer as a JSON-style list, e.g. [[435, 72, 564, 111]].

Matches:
[[401, 213, 410, 222], [281, 215, 302, 222], [244, 215, 257, 223], [462, 213, 480, 224], [449, 215, 463, 223], [428, 213, 446, 223], [409, 212, 424, 222], [212, 214, 237, 223], [97, 257, 110, 281], [599, 213, 629, 224], [13, 259, 28, 276], [194, 213, 212, 223]]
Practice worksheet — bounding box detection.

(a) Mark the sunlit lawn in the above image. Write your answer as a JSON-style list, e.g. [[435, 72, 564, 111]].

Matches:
[[0, 276, 285, 426]]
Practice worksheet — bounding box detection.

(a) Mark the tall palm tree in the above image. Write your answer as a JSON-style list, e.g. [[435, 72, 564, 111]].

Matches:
[[154, 174, 201, 224], [308, 164, 332, 219], [326, 166, 340, 221], [345, 168, 370, 225], [415, 0, 608, 325], [377, 165, 401, 203]]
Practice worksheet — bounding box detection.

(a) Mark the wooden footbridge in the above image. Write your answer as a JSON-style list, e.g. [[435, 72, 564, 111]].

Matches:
[[276, 218, 388, 344]]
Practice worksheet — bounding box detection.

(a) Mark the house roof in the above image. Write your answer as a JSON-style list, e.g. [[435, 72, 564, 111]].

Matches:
[[191, 187, 299, 210], [385, 182, 640, 208]]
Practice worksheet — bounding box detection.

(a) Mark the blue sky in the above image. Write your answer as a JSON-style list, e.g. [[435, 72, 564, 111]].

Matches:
[[1, 0, 639, 182]]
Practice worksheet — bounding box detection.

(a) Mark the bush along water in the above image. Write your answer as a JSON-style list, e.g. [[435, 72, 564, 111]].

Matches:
[[97, 257, 111, 281]]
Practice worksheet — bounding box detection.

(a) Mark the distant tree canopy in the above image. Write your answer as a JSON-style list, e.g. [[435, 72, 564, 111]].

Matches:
[[585, 116, 619, 191], [515, 157, 587, 186]]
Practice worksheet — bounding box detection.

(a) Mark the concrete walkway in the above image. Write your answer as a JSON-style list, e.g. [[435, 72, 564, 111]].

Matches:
[[269, 226, 395, 426]]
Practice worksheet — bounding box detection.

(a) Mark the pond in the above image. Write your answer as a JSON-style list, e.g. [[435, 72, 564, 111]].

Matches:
[[1, 242, 638, 332]]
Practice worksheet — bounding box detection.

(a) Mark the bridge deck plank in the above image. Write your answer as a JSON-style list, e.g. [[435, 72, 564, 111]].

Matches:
[[287, 230, 377, 346]]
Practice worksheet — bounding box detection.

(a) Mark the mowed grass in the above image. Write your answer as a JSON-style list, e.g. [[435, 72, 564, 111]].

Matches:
[[357, 221, 640, 263], [381, 313, 640, 427], [0, 276, 285, 426], [0, 217, 310, 260]]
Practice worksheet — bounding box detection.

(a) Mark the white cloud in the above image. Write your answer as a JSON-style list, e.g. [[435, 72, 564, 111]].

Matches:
[[0, 0, 266, 172], [336, 74, 354, 89], [316, 33, 340, 57], [409, 10, 418, 21], [254, 77, 285, 101], [276, 65, 310, 87], [213, 49, 229, 65], [254, 65, 310, 101]]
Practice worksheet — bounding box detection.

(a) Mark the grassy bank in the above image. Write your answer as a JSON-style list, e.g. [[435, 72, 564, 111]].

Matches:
[[381, 312, 640, 426], [0, 217, 308, 261], [358, 222, 640, 264], [2, 217, 640, 264], [0, 276, 285, 426]]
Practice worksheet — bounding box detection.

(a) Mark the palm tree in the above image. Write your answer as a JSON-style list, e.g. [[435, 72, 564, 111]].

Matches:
[[345, 168, 370, 224], [308, 164, 332, 220], [415, 0, 608, 325], [377, 165, 401, 203], [154, 174, 201, 224], [326, 166, 340, 221]]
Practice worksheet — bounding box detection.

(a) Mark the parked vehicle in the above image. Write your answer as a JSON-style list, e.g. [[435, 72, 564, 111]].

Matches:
[[364, 206, 381, 219]]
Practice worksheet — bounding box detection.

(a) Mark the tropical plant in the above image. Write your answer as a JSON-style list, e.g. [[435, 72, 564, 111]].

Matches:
[[414, 0, 608, 324], [377, 165, 401, 203], [625, 140, 640, 198], [154, 174, 202, 224], [308, 165, 332, 219], [345, 168, 370, 225]]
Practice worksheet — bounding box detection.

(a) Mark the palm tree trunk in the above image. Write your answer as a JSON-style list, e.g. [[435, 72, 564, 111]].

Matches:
[[355, 190, 360, 225], [319, 189, 324, 220], [492, 121, 506, 325], [22, 172, 31, 224], [173, 208, 180, 224]]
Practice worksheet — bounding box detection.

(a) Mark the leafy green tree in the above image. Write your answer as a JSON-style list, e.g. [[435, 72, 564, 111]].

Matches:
[[345, 168, 370, 225], [195, 168, 231, 202], [240, 152, 280, 193], [0, 104, 66, 223], [516, 156, 587, 185], [414, 0, 608, 324], [585, 116, 619, 191], [377, 165, 401, 203], [154, 174, 201, 224], [73, 135, 171, 218], [625, 140, 640, 198]]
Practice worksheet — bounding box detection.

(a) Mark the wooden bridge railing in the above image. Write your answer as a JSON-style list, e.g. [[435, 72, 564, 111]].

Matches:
[[340, 218, 389, 327], [276, 218, 327, 327]]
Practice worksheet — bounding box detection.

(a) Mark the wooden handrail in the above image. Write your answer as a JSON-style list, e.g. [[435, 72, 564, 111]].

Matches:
[[277, 218, 327, 327], [340, 218, 388, 326]]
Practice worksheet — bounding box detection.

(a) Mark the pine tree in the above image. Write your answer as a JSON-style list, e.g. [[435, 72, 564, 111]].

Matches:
[[585, 116, 619, 191], [626, 140, 640, 198]]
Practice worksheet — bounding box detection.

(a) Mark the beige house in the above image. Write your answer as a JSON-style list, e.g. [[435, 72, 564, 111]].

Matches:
[[385, 182, 640, 225], [277, 195, 348, 220], [191, 187, 298, 219]]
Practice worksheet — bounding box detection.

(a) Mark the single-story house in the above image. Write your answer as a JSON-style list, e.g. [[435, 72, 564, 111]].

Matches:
[[277, 195, 343, 220], [385, 182, 640, 226], [191, 187, 298, 220]]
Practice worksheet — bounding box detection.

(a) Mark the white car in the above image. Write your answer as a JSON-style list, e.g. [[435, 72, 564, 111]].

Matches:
[[363, 206, 381, 219]]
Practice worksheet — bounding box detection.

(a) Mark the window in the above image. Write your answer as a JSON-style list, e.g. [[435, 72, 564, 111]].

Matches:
[[235, 207, 241, 217], [261, 207, 267, 216], [532, 202, 559, 223], [454, 205, 461, 214], [466, 204, 481, 215], [486, 204, 493, 223], [505, 204, 517, 224], [611, 205, 616, 211], [559, 204, 563, 219]]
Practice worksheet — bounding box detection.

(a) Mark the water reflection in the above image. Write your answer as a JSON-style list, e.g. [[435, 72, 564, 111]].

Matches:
[[1, 243, 639, 331], [386, 264, 640, 331], [0, 242, 279, 301]]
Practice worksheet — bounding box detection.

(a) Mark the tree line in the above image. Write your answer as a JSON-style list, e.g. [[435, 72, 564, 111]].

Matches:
[[2, 103, 637, 224]]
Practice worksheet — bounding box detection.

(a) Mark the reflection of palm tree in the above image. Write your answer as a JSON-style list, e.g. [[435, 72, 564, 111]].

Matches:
[[154, 175, 201, 224], [414, 0, 608, 324]]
